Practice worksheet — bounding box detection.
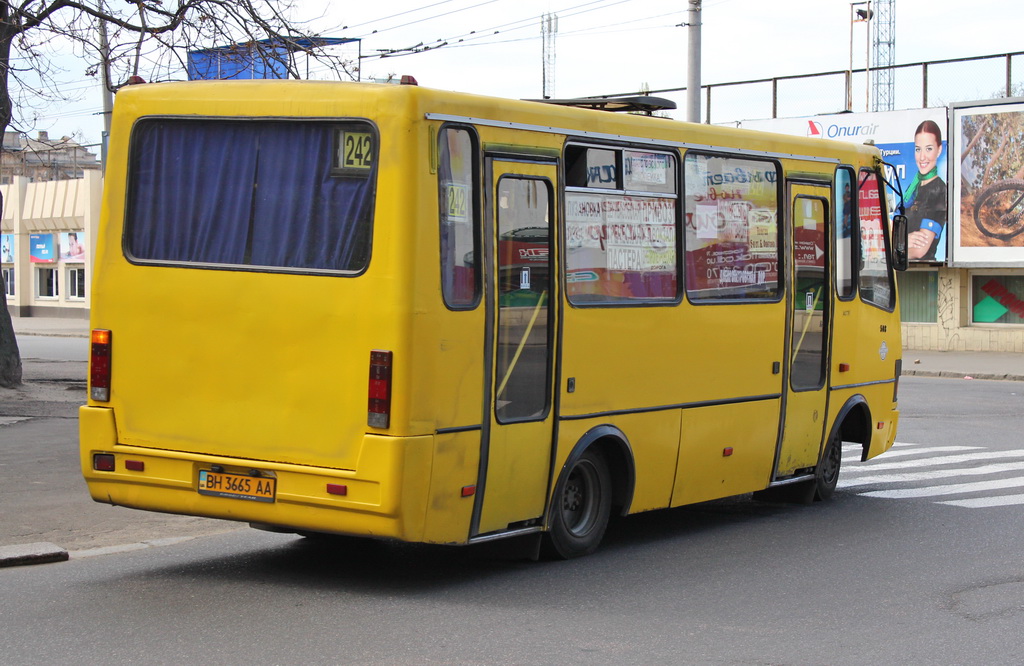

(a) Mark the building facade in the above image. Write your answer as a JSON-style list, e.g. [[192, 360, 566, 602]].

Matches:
[[2, 171, 101, 319], [1, 131, 101, 184]]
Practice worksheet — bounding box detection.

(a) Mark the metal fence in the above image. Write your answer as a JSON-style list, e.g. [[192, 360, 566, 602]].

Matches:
[[606, 51, 1024, 124]]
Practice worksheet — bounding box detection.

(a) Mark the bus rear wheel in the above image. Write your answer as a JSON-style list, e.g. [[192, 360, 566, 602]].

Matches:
[[543, 449, 612, 559]]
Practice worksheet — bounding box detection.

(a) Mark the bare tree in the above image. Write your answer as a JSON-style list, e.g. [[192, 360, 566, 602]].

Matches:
[[0, 1, 352, 388]]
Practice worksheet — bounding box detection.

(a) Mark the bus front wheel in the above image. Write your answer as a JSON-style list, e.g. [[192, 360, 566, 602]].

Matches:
[[543, 449, 612, 559], [813, 429, 842, 501]]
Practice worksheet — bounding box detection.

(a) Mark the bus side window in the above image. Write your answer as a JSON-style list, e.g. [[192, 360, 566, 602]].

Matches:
[[683, 153, 782, 301], [857, 169, 895, 310], [835, 167, 855, 299], [439, 127, 480, 308]]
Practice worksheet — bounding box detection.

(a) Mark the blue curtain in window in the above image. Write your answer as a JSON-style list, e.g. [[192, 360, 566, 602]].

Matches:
[[126, 120, 374, 272], [128, 122, 257, 264], [248, 123, 373, 270]]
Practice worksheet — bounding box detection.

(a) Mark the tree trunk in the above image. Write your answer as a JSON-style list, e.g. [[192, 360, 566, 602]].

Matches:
[[0, 281, 22, 388], [0, 21, 23, 387]]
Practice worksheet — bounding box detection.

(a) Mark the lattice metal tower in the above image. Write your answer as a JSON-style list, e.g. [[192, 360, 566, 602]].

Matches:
[[871, 0, 895, 111], [542, 13, 557, 98]]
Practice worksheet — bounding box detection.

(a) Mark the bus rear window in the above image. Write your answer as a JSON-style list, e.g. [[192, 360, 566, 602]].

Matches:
[[125, 119, 376, 273]]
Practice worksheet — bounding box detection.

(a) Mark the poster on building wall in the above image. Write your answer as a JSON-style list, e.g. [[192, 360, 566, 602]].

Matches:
[[1, 234, 12, 263], [59, 232, 87, 261], [29, 234, 55, 262], [738, 108, 950, 263], [950, 98, 1024, 267]]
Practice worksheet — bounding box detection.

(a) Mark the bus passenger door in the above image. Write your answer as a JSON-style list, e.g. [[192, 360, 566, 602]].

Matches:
[[473, 158, 558, 537], [775, 184, 831, 478]]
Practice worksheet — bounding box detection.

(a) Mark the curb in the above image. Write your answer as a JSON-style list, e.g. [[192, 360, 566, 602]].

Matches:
[[901, 370, 1024, 382], [14, 331, 90, 339], [0, 542, 69, 567]]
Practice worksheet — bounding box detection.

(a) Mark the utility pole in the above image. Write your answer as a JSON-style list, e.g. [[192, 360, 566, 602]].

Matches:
[[98, 2, 113, 168], [686, 0, 701, 123], [541, 13, 557, 99]]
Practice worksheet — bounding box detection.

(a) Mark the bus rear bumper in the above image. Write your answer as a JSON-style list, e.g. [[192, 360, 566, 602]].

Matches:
[[79, 406, 436, 542]]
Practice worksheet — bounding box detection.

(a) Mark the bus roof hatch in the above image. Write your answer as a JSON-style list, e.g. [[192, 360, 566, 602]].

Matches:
[[524, 95, 677, 116]]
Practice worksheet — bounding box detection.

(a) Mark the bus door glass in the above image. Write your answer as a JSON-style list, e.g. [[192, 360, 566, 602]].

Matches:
[[474, 159, 558, 536], [775, 183, 831, 478]]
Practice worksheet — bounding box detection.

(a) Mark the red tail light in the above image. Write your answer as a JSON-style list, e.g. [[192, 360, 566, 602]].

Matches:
[[368, 350, 393, 429], [90, 329, 112, 401]]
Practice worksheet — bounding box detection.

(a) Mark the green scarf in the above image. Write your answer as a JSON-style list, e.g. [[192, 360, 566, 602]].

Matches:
[[905, 166, 938, 207]]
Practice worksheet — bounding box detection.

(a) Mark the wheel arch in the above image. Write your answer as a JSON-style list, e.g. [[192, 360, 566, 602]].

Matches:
[[830, 394, 872, 463], [550, 424, 636, 523]]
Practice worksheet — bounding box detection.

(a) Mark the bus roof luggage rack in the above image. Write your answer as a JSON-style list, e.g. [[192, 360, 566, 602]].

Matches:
[[524, 95, 676, 116]]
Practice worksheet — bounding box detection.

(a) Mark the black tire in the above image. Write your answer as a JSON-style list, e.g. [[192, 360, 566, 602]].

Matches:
[[543, 449, 612, 559], [813, 429, 842, 501], [973, 179, 1024, 240]]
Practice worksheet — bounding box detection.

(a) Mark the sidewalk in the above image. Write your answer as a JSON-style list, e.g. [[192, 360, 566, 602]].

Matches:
[[11, 315, 89, 339], [8, 315, 1024, 381], [901, 349, 1024, 382]]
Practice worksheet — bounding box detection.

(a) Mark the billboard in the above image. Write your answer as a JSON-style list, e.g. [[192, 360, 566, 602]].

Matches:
[[950, 98, 1024, 267], [29, 234, 55, 263], [59, 231, 86, 261], [739, 108, 949, 263]]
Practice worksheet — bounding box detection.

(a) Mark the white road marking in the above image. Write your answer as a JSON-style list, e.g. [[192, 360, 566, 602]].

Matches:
[[859, 476, 1024, 499], [842, 450, 1024, 472], [839, 461, 1024, 488], [938, 495, 1024, 508]]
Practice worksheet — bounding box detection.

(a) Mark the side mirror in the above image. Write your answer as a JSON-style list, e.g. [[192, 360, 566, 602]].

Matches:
[[891, 213, 908, 271]]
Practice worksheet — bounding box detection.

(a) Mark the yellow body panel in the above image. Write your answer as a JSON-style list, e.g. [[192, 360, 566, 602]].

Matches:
[[673, 400, 782, 506], [81, 80, 901, 547]]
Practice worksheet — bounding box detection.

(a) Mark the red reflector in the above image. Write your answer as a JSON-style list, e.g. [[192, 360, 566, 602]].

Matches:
[[93, 453, 115, 471], [877, 422, 886, 430], [723, 447, 734, 457], [368, 350, 393, 429], [461, 485, 476, 497], [326, 484, 348, 496], [839, 363, 851, 372], [125, 460, 144, 472], [90, 329, 112, 401]]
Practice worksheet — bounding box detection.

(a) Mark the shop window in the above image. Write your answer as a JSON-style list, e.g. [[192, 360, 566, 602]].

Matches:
[[2, 267, 13, 297], [972, 274, 1024, 325], [37, 267, 58, 298], [67, 267, 87, 299]]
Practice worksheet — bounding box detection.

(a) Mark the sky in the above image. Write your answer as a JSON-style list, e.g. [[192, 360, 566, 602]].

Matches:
[[24, 0, 1024, 147]]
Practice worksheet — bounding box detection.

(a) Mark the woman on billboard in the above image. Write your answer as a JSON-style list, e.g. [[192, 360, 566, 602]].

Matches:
[[905, 120, 947, 260]]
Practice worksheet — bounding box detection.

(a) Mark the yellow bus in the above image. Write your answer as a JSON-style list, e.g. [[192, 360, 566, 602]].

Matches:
[[80, 80, 908, 558]]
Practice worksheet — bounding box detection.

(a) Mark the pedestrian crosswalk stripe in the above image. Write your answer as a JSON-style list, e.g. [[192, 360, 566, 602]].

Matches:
[[841, 449, 1024, 473], [839, 461, 1024, 488], [859, 476, 1024, 499], [938, 495, 1024, 508], [842, 444, 982, 462]]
